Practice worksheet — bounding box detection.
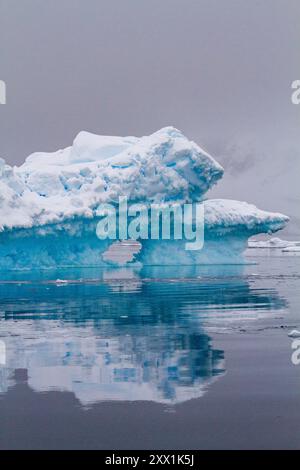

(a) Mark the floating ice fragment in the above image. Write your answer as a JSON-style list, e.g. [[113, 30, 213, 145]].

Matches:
[[288, 330, 300, 338]]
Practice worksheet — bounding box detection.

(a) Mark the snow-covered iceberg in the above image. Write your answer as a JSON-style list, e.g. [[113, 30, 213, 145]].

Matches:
[[0, 127, 289, 269]]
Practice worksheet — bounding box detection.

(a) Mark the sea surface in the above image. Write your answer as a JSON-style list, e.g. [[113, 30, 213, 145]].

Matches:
[[0, 250, 299, 449]]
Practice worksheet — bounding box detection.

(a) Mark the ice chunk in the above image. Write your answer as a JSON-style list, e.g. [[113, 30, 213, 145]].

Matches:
[[288, 330, 300, 338], [248, 237, 300, 249], [282, 246, 300, 253]]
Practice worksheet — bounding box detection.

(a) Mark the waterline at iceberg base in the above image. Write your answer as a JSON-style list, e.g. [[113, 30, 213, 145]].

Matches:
[[0, 127, 289, 270]]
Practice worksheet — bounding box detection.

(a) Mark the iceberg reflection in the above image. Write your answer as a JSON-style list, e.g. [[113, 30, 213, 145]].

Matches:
[[0, 266, 286, 405]]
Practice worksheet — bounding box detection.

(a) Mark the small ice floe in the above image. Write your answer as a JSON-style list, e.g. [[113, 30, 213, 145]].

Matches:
[[282, 246, 300, 253], [248, 237, 300, 249], [55, 279, 69, 285], [288, 330, 300, 338]]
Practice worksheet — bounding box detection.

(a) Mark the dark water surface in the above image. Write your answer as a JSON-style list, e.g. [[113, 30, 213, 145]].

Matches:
[[0, 254, 299, 449]]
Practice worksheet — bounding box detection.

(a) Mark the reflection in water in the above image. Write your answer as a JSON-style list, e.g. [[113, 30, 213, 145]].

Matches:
[[0, 265, 287, 405]]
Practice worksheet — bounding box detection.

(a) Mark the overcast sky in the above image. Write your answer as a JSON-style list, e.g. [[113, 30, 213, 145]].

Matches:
[[0, 0, 299, 234]]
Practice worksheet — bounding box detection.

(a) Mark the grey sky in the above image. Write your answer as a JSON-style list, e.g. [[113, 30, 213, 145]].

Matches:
[[0, 0, 299, 234]]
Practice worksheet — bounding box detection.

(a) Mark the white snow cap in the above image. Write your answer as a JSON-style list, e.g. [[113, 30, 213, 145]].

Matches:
[[0, 126, 288, 234]]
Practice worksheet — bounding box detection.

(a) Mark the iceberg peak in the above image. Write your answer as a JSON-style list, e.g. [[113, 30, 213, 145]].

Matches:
[[1, 126, 224, 231]]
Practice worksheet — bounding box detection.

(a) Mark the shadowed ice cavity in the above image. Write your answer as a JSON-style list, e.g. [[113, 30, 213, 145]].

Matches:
[[0, 266, 286, 406]]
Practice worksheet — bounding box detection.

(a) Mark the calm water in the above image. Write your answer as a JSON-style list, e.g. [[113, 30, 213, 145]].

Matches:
[[0, 252, 299, 449]]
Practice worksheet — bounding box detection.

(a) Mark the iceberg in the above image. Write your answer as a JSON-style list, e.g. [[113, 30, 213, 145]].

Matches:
[[0, 127, 289, 269]]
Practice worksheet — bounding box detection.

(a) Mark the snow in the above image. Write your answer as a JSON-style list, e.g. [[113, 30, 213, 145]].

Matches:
[[204, 201, 288, 233], [0, 127, 225, 231], [0, 126, 290, 269]]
